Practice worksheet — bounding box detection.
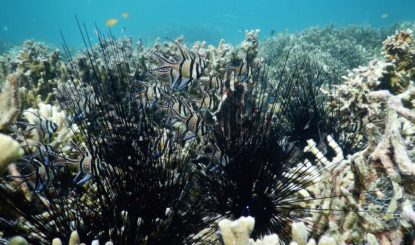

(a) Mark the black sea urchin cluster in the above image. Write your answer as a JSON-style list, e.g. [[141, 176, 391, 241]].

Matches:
[[0, 26, 212, 244], [194, 52, 367, 242], [0, 23, 368, 244]]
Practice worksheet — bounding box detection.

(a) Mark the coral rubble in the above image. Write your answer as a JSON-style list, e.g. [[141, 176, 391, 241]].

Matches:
[[304, 29, 415, 244]]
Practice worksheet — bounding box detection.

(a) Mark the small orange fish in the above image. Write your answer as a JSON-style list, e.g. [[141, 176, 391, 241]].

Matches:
[[105, 18, 118, 27], [121, 12, 129, 19]]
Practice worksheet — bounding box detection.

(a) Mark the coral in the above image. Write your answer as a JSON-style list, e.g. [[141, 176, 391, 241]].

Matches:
[[218, 216, 255, 245], [330, 59, 391, 129], [291, 222, 309, 245], [217, 217, 343, 245], [381, 29, 415, 93], [316, 29, 415, 244], [22, 102, 78, 151], [218, 216, 285, 245], [0, 73, 21, 131], [9, 231, 114, 245], [0, 133, 24, 175], [261, 24, 392, 82], [382, 29, 415, 67], [7, 236, 28, 245], [0, 40, 64, 106]]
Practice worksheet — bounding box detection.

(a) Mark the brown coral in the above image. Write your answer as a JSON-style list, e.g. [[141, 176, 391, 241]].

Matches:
[[381, 30, 415, 93], [0, 73, 21, 131]]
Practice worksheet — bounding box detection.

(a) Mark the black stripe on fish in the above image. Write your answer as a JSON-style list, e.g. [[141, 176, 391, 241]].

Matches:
[[196, 63, 200, 79], [197, 53, 204, 77], [169, 68, 175, 87], [176, 53, 186, 85], [237, 62, 244, 80], [25, 110, 59, 139], [47, 120, 58, 134], [189, 54, 195, 79]]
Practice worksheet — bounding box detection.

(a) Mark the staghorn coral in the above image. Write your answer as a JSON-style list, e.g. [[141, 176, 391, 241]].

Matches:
[[0, 40, 64, 106], [330, 59, 391, 131], [261, 24, 392, 82], [381, 29, 415, 93], [0, 73, 21, 131]]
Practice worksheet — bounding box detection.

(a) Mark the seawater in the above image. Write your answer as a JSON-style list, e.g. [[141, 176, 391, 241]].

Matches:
[[0, 0, 415, 47]]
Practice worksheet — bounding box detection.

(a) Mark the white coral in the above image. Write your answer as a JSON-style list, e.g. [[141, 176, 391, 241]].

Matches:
[[0, 133, 24, 174]]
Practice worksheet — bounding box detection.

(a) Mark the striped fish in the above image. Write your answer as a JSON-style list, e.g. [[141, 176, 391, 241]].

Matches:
[[227, 53, 253, 92], [150, 40, 206, 90], [201, 74, 225, 94], [133, 81, 167, 109], [162, 95, 205, 142], [23, 109, 59, 141]]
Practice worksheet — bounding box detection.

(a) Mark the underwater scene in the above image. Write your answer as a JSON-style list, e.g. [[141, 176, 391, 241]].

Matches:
[[1, 0, 415, 244]]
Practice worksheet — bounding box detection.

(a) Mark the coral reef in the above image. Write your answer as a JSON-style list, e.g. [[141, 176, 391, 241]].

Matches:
[[210, 27, 415, 245], [0, 24, 415, 244], [261, 24, 393, 84], [305, 30, 415, 244], [0, 40, 64, 106], [382, 29, 415, 93]]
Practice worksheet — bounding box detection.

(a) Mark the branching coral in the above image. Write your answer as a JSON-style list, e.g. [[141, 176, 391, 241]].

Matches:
[[7, 231, 114, 245], [0, 73, 21, 131], [317, 29, 415, 244], [381, 29, 415, 93], [261, 24, 392, 81], [0, 40, 64, 106], [0, 134, 24, 175], [217, 217, 347, 245]]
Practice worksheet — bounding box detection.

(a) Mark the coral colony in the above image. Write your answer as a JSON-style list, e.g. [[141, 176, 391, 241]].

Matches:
[[0, 23, 415, 244]]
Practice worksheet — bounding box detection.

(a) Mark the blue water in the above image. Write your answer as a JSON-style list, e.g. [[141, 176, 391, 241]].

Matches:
[[1, 0, 415, 47]]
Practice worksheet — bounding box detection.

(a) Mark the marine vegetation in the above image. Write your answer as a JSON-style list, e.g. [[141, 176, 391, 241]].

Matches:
[[0, 23, 414, 245]]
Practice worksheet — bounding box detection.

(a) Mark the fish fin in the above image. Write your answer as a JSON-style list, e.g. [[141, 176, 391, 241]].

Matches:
[[172, 77, 193, 90], [166, 37, 189, 60], [150, 50, 177, 65], [182, 132, 196, 142], [167, 56, 177, 63], [149, 65, 173, 73], [74, 172, 91, 186]]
